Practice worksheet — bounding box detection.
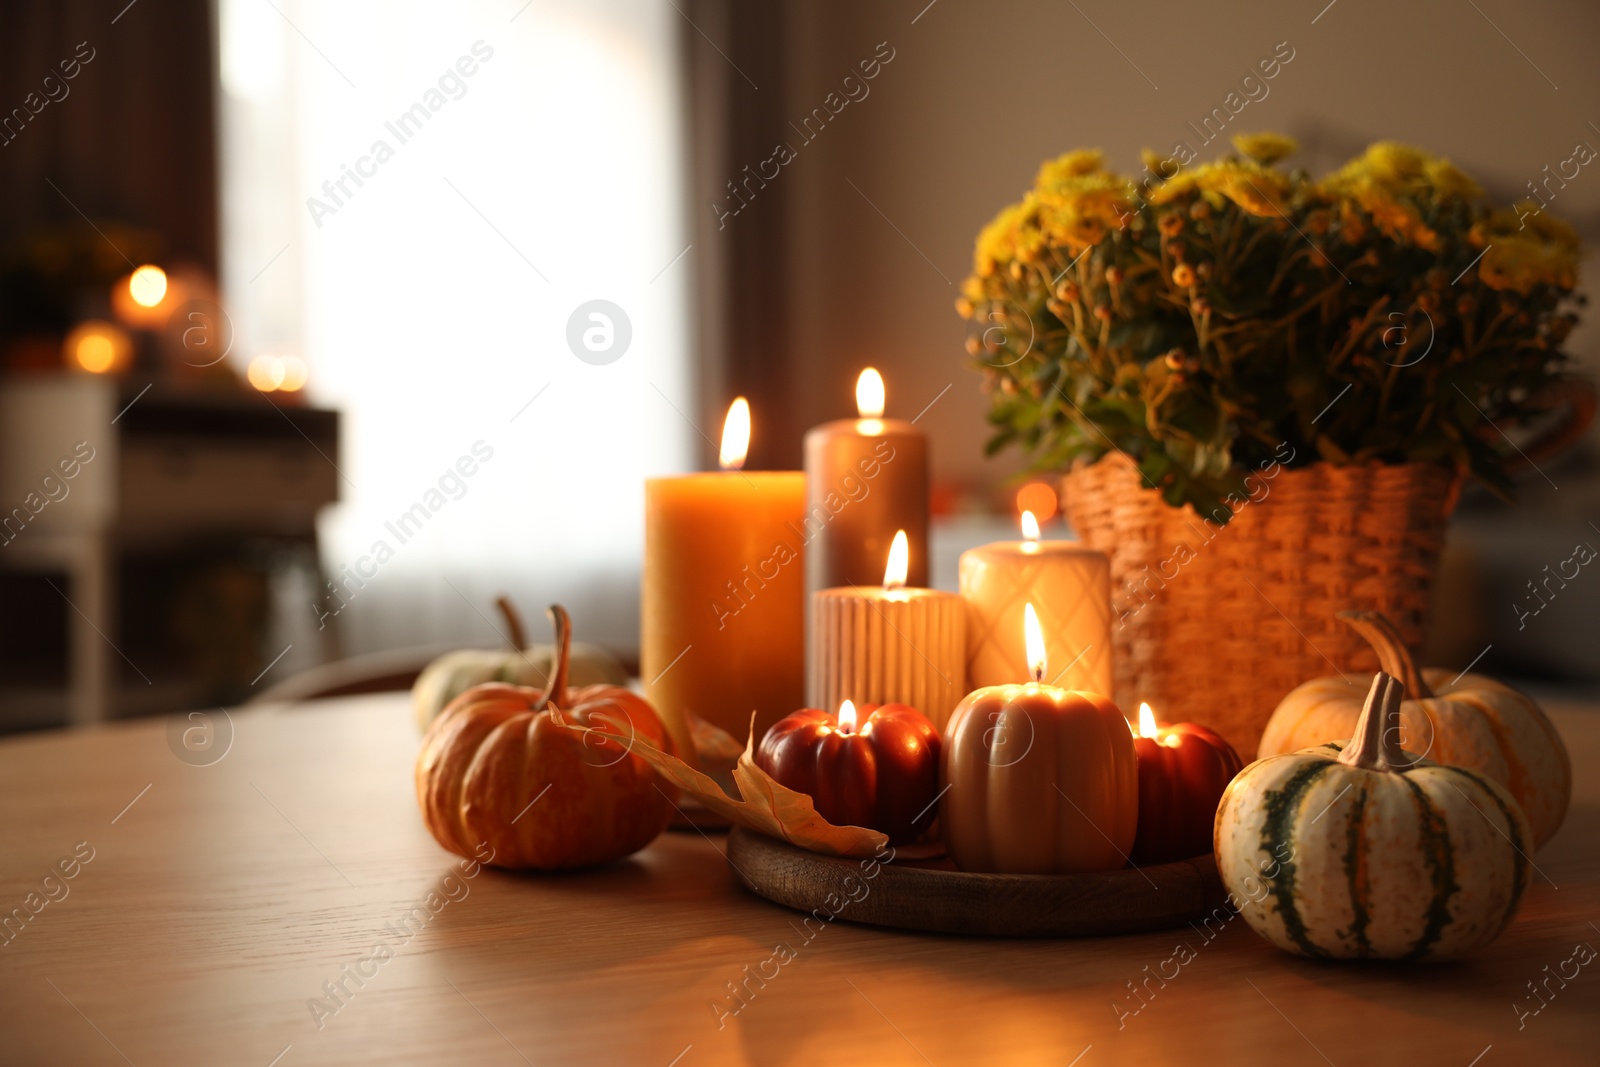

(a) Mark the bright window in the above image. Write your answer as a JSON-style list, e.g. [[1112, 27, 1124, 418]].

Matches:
[[218, 0, 691, 656]]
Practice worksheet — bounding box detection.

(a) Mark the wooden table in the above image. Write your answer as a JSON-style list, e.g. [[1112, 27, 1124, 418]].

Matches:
[[1, 694, 1596, 1066]]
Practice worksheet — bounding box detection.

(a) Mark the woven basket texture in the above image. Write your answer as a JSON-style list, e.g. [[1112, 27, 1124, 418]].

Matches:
[[1061, 453, 1457, 756]]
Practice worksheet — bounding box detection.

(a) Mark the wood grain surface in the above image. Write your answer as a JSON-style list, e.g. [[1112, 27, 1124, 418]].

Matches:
[[726, 828, 1228, 937], [0, 693, 1596, 1066]]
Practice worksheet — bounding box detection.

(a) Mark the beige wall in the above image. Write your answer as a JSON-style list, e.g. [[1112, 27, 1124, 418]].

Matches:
[[748, 0, 1600, 502]]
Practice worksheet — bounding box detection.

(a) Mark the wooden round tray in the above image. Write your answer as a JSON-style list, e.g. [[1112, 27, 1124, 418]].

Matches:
[[726, 827, 1228, 938]]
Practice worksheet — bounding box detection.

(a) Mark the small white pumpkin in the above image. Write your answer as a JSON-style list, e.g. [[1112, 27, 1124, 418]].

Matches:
[[1259, 610, 1570, 847], [1216, 672, 1532, 961], [412, 597, 627, 731]]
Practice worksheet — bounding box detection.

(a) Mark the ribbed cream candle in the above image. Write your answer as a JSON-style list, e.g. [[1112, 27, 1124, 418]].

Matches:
[[808, 587, 966, 730]]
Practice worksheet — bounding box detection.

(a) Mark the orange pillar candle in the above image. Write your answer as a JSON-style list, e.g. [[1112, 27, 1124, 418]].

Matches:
[[959, 510, 1113, 695], [808, 531, 965, 730], [643, 398, 807, 756], [802, 368, 930, 595]]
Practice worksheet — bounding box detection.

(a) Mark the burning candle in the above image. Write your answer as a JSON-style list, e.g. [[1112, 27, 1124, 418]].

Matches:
[[940, 604, 1139, 873], [643, 398, 807, 757], [110, 264, 180, 331], [1130, 702, 1243, 865], [756, 698, 941, 843], [802, 367, 930, 596], [808, 530, 965, 729], [958, 509, 1112, 695]]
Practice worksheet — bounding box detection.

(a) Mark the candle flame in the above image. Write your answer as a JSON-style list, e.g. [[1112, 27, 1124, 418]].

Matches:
[[1023, 603, 1046, 682], [1139, 702, 1158, 738], [128, 265, 168, 308], [1020, 509, 1040, 542], [883, 530, 909, 590], [719, 397, 751, 470], [838, 699, 858, 733], [856, 367, 886, 419]]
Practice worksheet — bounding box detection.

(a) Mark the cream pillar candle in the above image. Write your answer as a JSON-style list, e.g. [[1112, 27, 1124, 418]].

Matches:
[[959, 511, 1113, 696], [802, 368, 930, 596], [808, 531, 966, 730]]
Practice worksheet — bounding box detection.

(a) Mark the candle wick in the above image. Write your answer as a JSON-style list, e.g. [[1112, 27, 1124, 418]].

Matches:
[[1033, 667, 1044, 683]]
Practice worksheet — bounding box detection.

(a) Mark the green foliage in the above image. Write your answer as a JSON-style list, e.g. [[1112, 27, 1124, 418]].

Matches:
[[958, 136, 1585, 517]]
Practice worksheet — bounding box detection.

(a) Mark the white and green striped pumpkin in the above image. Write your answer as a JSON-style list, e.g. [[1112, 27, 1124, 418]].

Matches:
[[1217, 672, 1532, 961], [1258, 610, 1570, 847]]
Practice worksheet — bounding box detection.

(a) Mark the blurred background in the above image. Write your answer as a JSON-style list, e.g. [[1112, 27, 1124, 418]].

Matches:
[[1, 0, 1596, 731]]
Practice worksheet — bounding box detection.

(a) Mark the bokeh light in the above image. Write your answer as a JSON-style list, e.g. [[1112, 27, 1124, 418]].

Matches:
[[1015, 481, 1058, 525], [63, 320, 134, 375], [128, 265, 169, 308], [248, 353, 309, 392]]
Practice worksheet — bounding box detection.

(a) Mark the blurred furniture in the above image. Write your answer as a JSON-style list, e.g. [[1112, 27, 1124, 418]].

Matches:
[[248, 644, 456, 705], [0, 690, 1595, 1063], [0, 375, 337, 725], [250, 644, 644, 705]]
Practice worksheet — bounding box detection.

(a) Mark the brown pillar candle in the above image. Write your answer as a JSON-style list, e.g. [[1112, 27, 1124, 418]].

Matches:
[[801, 368, 930, 596]]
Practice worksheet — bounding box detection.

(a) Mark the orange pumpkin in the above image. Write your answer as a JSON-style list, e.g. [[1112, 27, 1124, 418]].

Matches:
[[1258, 610, 1570, 847], [416, 605, 676, 869]]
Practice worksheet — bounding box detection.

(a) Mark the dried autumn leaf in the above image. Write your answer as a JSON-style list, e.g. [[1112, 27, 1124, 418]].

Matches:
[[688, 712, 745, 766], [550, 708, 888, 858]]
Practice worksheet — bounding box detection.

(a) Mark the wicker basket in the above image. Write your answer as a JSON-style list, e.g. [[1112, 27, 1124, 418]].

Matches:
[[1061, 454, 1460, 757]]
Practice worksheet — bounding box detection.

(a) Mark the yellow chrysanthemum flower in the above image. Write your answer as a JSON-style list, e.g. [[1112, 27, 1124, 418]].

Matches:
[[973, 195, 1045, 276], [1472, 202, 1581, 292], [1423, 157, 1482, 201], [1034, 171, 1136, 251], [1208, 163, 1290, 217], [1480, 236, 1579, 293], [1355, 186, 1440, 250], [1362, 141, 1430, 184], [1232, 132, 1298, 166], [1150, 160, 1288, 218], [1519, 209, 1580, 251], [1036, 149, 1107, 190]]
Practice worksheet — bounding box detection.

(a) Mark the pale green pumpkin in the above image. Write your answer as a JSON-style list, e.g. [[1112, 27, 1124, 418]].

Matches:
[[1259, 610, 1570, 847], [411, 597, 627, 731], [1216, 672, 1532, 961]]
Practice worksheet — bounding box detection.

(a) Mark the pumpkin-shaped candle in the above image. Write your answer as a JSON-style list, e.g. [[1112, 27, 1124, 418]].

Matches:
[[757, 699, 941, 844], [1130, 702, 1243, 865], [940, 604, 1138, 873]]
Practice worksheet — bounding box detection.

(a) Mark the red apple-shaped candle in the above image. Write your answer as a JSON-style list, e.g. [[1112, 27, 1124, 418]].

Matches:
[[756, 699, 941, 844], [1131, 702, 1243, 865]]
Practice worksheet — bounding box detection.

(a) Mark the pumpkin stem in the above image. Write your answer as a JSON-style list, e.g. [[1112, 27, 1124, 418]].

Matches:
[[538, 604, 572, 709], [495, 596, 527, 653], [1338, 672, 1406, 772], [1336, 610, 1433, 699]]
